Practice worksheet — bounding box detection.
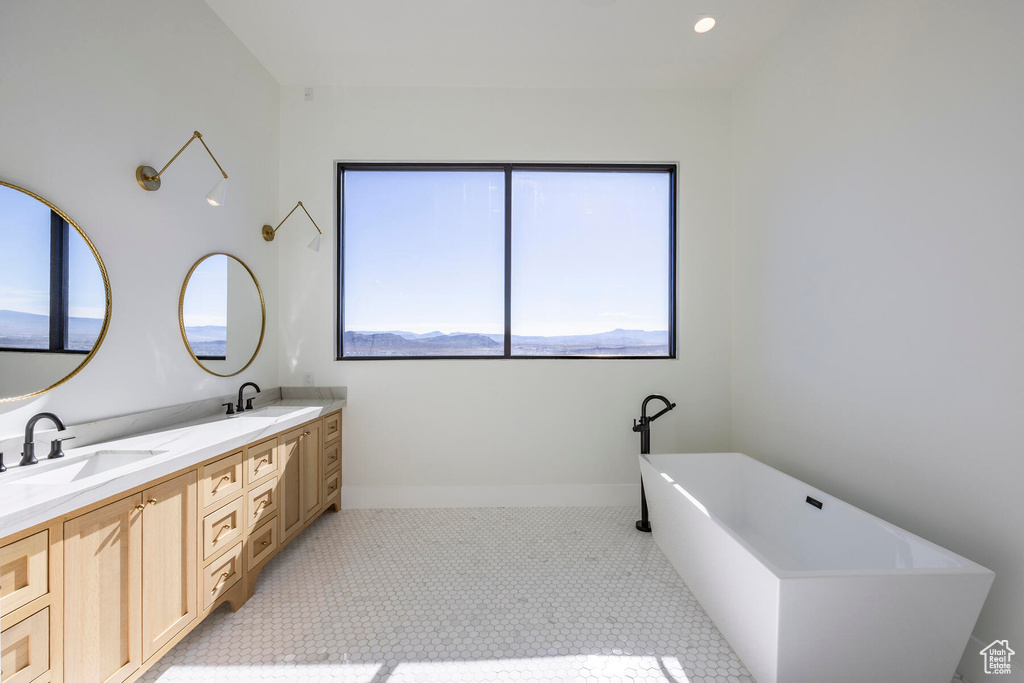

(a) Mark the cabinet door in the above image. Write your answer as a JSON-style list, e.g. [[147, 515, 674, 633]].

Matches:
[[278, 428, 304, 540], [142, 472, 197, 661], [300, 421, 323, 523], [64, 494, 143, 683]]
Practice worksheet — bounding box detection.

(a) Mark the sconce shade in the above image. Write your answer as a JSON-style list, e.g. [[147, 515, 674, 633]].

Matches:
[[307, 234, 322, 253], [205, 177, 228, 206]]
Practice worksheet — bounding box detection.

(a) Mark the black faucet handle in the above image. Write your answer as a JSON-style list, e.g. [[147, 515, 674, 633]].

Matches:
[[222, 402, 235, 415], [0, 452, 5, 473], [48, 436, 75, 459], [245, 397, 256, 410]]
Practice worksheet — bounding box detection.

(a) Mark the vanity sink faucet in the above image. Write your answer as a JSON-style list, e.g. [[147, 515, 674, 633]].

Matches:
[[236, 382, 261, 413], [22, 412, 68, 466]]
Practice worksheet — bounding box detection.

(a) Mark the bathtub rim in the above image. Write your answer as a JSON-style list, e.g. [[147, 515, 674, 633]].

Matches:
[[640, 451, 995, 581]]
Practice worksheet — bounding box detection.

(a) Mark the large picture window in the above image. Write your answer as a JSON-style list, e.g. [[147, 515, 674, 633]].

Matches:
[[337, 163, 675, 359]]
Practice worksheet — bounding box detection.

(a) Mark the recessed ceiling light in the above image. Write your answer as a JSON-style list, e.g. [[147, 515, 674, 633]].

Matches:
[[694, 17, 716, 33]]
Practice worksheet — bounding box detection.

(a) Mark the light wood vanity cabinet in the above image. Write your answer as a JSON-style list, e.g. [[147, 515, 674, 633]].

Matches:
[[63, 493, 143, 683], [277, 428, 303, 540], [0, 408, 342, 683], [140, 473, 198, 662], [62, 471, 197, 682], [278, 421, 324, 542], [300, 421, 323, 525]]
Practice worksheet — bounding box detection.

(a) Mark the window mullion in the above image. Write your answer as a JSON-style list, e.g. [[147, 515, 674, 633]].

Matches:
[[48, 211, 69, 351], [504, 164, 512, 358]]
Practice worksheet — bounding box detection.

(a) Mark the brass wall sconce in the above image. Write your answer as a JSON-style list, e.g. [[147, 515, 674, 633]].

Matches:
[[136, 130, 229, 206], [262, 201, 323, 252]]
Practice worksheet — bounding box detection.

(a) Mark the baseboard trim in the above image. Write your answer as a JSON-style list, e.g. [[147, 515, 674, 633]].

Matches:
[[959, 634, 1022, 683], [341, 484, 641, 509]]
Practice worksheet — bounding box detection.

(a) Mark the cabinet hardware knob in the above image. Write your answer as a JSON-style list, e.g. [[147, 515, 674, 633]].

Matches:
[[135, 504, 145, 511], [211, 474, 231, 494], [211, 571, 231, 594], [213, 523, 232, 543], [261, 540, 269, 547], [147, 499, 157, 506]]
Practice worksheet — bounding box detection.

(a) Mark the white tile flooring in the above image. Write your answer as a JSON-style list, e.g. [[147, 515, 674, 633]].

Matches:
[[140, 507, 972, 683]]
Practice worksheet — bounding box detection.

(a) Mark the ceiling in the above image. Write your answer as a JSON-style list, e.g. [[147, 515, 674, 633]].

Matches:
[[204, 0, 808, 90]]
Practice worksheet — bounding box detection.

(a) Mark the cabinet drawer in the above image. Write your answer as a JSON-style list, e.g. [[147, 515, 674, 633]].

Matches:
[[246, 518, 278, 569], [247, 477, 278, 529], [204, 543, 242, 610], [0, 531, 48, 617], [203, 498, 244, 562], [0, 606, 49, 683], [323, 412, 341, 444], [201, 452, 244, 509], [323, 440, 340, 477], [324, 470, 340, 502], [245, 437, 278, 486]]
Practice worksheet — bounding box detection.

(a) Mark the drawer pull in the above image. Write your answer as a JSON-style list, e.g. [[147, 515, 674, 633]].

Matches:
[[254, 457, 269, 473], [211, 571, 231, 594], [328, 482, 338, 493], [212, 523, 232, 543], [261, 540, 270, 547], [211, 474, 231, 494], [253, 499, 268, 516], [328, 453, 338, 462]]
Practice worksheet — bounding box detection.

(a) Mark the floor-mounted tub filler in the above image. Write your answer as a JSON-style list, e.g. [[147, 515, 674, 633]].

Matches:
[[639, 452, 993, 683]]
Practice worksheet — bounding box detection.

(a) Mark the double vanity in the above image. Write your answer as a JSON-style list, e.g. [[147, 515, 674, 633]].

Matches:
[[0, 388, 345, 683]]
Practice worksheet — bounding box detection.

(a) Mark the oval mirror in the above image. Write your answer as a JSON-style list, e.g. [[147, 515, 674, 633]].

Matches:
[[0, 181, 111, 403], [179, 253, 265, 377]]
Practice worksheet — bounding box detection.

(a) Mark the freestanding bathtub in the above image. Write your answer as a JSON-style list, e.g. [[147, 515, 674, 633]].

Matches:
[[640, 452, 993, 683]]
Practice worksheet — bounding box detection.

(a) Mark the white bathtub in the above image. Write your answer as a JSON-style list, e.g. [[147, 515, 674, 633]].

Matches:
[[640, 452, 993, 683]]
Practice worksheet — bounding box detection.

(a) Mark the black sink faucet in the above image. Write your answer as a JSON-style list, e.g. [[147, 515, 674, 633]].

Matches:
[[22, 412, 68, 466], [236, 382, 261, 413]]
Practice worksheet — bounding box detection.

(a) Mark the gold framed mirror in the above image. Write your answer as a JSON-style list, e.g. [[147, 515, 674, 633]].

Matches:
[[179, 253, 265, 377], [0, 180, 112, 403]]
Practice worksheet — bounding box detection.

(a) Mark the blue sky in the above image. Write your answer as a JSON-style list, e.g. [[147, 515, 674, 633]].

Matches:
[[343, 169, 670, 336], [0, 185, 107, 319], [182, 254, 228, 328]]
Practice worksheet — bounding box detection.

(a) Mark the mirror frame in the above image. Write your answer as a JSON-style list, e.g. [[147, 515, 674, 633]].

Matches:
[[0, 180, 112, 403], [178, 252, 266, 377]]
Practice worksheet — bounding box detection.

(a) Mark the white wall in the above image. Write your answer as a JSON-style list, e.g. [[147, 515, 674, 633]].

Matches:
[[278, 87, 733, 506], [0, 0, 279, 439], [731, 1, 1024, 676]]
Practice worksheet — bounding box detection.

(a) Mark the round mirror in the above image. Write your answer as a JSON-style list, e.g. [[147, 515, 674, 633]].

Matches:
[[179, 253, 265, 377], [0, 181, 111, 403]]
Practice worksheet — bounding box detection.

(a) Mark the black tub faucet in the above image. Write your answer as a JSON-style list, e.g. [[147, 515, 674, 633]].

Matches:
[[633, 394, 676, 533], [22, 412, 68, 466], [236, 382, 261, 413]]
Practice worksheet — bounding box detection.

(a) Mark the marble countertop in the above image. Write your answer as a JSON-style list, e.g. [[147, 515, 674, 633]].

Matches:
[[0, 392, 345, 538]]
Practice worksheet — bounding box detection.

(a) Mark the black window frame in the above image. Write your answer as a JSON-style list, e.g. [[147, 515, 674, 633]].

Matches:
[[336, 162, 677, 361], [0, 209, 89, 355]]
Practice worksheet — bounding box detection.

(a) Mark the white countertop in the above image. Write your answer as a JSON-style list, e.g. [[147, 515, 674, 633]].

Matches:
[[0, 399, 345, 538]]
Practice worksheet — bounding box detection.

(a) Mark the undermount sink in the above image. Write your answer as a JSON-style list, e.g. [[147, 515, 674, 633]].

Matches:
[[230, 405, 303, 418], [12, 449, 170, 485]]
